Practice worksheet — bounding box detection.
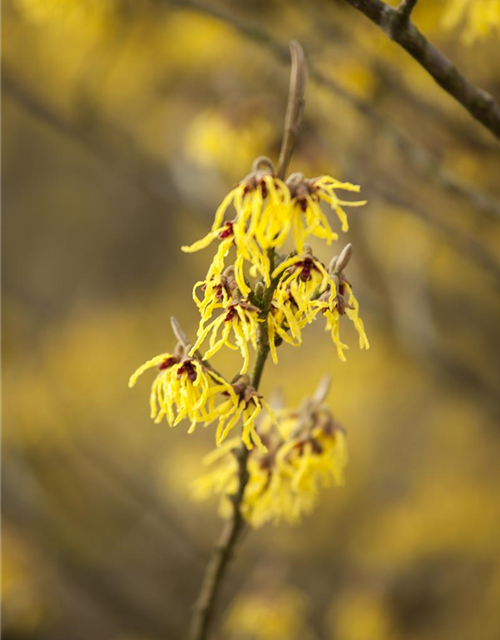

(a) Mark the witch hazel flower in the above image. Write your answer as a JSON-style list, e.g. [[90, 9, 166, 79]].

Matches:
[[311, 244, 370, 361], [129, 335, 239, 435], [214, 374, 276, 451], [285, 172, 367, 254], [193, 377, 347, 527], [190, 298, 261, 375], [192, 265, 239, 324], [181, 157, 290, 289]]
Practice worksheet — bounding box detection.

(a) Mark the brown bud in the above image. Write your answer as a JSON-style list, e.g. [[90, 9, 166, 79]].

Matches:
[[232, 374, 251, 396], [332, 244, 352, 274], [285, 172, 306, 198], [254, 281, 265, 297], [251, 155, 275, 174]]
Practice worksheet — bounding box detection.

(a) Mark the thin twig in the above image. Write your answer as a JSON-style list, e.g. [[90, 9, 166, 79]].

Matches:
[[311, 375, 332, 406], [396, 0, 418, 24], [188, 47, 304, 640], [342, 0, 500, 138], [372, 183, 500, 287], [277, 41, 307, 180], [2, 65, 180, 208], [171, 316, 192, 348]]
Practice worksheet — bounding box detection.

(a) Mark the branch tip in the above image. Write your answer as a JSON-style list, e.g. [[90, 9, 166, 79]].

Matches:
[[171, 316, 191, 348], [277, 40, 308, 180], [396, 0, 418, 24], [312, 375, 332, 406]]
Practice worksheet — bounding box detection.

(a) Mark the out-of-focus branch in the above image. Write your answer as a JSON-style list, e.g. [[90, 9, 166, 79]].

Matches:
[[372, 184, 500, 288], [166, 0, 500, 223], [369, 58, 498, 152], [72, 436, 207, 563], [2, 64, 178, 208], [3, 451, 180, 638], [342, 0, 500, 139]]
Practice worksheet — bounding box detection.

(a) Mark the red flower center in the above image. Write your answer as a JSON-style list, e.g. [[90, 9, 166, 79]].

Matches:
[[158, 356, 178, 371], [219, 222, 234, 239], [177, 360, 198, 382]]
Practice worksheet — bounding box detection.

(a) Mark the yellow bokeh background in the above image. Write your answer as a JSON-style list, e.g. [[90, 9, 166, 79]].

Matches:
[[3, 1, 500, 638]]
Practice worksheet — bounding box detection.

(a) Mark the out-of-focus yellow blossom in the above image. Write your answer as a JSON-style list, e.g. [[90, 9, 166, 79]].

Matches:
[[14, 0, 111, 32], [256, 419, 347, 526], [286, 173, 366, 254], [328, 589, 396, 640], [442, 0, 500, 44], [223, 585, 313, 640], [192, 386, 348, 527], [184, 109, 275, 178], [192, 438, 240, 517], [192, 436, 269, 522], [190, 300, 261, 375], [335, 58, 378, 101], [129, 349, 237, 433]]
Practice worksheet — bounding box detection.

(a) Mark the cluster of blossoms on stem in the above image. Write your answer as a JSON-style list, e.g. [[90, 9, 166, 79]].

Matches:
[[180, 156, 369, 373], [192, 379, 347, 527], [130, 152, 369, 522]]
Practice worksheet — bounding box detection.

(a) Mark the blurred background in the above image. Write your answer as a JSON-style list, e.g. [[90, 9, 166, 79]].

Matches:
[[2, 0, 500, 639]]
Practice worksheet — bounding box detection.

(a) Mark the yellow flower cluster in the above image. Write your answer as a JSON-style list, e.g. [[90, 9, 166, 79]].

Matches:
[[285, 173, 366, 254], [192, 388, 348, 527], [182, 159, 368, 369], [314, 278, 370, 362], [131, 156, 369, 452]]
